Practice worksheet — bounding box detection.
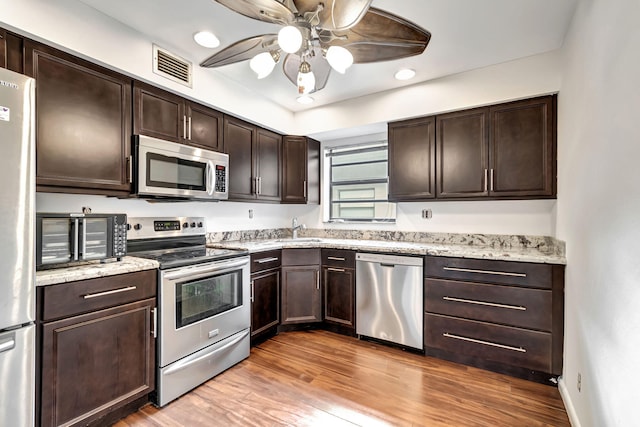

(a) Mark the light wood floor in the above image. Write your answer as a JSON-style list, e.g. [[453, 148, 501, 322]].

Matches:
[[115, 330, 570, 426]]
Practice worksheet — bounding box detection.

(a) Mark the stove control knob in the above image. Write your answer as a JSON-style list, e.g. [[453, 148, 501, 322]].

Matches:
[[133, 224, 142, 231], [190, 222, 196, 228], [183, 222, 189, 229], [197, 222, 203, 228]]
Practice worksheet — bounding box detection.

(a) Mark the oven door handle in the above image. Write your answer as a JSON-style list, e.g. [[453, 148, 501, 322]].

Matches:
[[163, 329, 249, 375], [162, 257, 249, 281]]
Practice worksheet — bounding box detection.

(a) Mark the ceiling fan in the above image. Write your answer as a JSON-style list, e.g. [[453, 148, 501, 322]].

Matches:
[[200, 0, 431, 96]]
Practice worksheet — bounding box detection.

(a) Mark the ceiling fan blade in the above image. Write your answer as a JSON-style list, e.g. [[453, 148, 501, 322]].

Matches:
[[200, 35, 278, 68], [282, 47, 331, 92], [215, 0, 295, 25], [321, 8, 431, 63], [294, 0, 372, 31]]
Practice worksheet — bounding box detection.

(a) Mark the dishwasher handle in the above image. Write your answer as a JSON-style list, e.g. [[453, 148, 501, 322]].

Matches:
[[356, 252, 423, 267]]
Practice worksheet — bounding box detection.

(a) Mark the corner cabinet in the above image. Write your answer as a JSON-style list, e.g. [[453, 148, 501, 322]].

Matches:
[[133, 81, 223, 152], [388, 116, 436, 201], [223, 116, 282, 202], [25, 40, 132, 195], [37, 270, 157, 427], [281, 249, 322, 325], [282, 136, 320, 204]]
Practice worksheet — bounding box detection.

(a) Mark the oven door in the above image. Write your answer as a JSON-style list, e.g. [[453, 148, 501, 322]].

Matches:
[[159, 256, 250, 367]]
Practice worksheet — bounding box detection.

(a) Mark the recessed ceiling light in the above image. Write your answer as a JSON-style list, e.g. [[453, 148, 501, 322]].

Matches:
[[394, 68, 416, 81], [193, 31, 220, 48], [296, 95, 314, 104]]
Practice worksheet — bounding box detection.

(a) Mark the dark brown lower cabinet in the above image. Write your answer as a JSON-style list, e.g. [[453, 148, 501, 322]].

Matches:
[[37, 270, 156, 427], [423, 256, 564, 383], [251, 269, 280, 342], [321, 249, 356, 335], [281, 249, 321, 325]]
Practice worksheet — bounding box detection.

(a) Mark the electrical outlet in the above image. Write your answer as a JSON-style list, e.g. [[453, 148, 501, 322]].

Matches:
[[248, 209, 254, 219], [422, 209, 432, 219], [577, 373, 582, 392]]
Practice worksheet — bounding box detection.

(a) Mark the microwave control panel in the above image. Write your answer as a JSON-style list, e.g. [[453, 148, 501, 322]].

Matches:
[[113, 214, 128, 258], [215, 165, 226, 193]]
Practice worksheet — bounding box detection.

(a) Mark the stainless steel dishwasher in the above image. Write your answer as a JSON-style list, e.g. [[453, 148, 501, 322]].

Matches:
[[356, 253, 424, 350]]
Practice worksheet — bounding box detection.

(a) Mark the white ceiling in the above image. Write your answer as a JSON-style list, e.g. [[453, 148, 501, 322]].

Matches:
[[77, 0, 577, 113]]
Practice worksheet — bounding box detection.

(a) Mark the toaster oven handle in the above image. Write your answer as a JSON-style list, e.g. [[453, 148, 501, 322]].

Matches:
[[72, 218, 79, 261], [205, 161, 214, 195], [81, 218, 87, 260]]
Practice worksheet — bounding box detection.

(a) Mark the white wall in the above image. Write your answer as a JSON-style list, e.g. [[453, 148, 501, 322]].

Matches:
[[556, 0, 640, 425], [6, 0, 560, 237]]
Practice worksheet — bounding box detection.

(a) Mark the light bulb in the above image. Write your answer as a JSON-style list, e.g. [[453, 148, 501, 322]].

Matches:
[[250, 52, 277, 79], [297, 61, 315, 94], [326, 46, 353, 74], [278, 26, 303, 54]]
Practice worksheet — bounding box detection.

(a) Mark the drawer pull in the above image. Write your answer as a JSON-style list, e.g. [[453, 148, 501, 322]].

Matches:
[[443, 266, 526, 278], [443, 333, 526, 353], [327, 256, 346, 261], [327, 267, 345, 272], [442, 296, 526, 311], [255, 257, 279, 264], [83, 286, 137, 299]]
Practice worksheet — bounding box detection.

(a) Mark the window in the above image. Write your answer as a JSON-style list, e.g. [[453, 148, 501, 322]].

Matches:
[[325, 142, 396, 222]]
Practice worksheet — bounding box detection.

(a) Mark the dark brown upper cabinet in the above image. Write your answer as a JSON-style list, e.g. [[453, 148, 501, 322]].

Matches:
[[388, 116, 436, 201], [0, 28, 24, 74], [436, 107, 489, 198], [488, 96, 556, 197], [223, 116, 281, 202], [24, 40, 132, 195], [282, 136, 320, 204], [133, 81, 223, 152]]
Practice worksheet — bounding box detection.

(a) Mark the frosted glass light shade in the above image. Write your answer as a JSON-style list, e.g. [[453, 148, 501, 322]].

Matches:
[[326, 46, 353, 74], [297, 68, 316, 94], [250, 52, 277, 79], [278, 26, 303, 53]]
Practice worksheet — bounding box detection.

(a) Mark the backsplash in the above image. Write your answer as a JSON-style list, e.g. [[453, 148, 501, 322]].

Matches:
[[207, 228, 566, 256]]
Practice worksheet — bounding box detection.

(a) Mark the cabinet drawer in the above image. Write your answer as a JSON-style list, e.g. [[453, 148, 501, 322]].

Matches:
[[321, 249, 355, 268], [41, 269, 157, 321], [425, 313, 552, 372], [251, 249, 281, 273], [282, 248, 321, 266], [425, 278, 552, 331], [425, 256, 552, 289]]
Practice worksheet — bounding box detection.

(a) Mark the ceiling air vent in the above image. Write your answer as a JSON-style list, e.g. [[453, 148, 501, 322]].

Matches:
[[153, 45, 192, 87]]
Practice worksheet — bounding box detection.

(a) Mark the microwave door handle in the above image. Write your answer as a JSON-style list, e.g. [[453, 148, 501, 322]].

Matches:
[[206, 161, 214, 195], [72, 218, 79, 261]]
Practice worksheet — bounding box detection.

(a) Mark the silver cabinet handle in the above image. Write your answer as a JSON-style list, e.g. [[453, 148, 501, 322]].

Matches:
[[327, 257, 345, 261], [183, 115, 187, 139], [316, 270, 320, 290], [83, 285, 137, 299], [303, 180, 307, 198], [187, 115, 192, 140], [443, 333, 526, 353], [0, 338, 16, 354], [151, 307, 157, 338], [250, 280, 255, 303], [484, 169, 488, 193], [128, 155, 133, 184], [253, 177, 258, 195], [443, 296, 526, 311], [490, 168, 495, 192], [255, 257, 279, 264], [257, 176, 262, 195], [443, 266, 526, 278], [327, 267, 345, 273]]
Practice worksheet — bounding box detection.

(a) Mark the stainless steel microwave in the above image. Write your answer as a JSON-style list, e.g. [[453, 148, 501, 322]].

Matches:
[[36, 213, 127, 270], [133, 135, 229, 201]]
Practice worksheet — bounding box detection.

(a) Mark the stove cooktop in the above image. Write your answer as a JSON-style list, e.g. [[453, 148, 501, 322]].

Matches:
[[131, 246, 248, 270]]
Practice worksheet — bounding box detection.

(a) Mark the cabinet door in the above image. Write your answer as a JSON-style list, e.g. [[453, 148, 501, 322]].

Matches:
[[251, 269, 280, 338], [25, 41, 131, 194], [281, 136, 308, 203], [436, 107, 489, 198], [307, 137, 321, 204], [187, 101, 223, 152], [0, 29, 24, 73], [224, 115, 257, 200], [40, 298, 155, 427], [281, 265, 321, 324], [323, 266, 355, 328], [388, 116, 436, 201], [133, 82, 184, 143], [256, 128, 282, 201], [489, 96, 556, 197]]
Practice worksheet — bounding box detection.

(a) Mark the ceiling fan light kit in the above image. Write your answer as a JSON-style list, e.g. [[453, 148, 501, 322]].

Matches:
[[202, 0, 431, 97]]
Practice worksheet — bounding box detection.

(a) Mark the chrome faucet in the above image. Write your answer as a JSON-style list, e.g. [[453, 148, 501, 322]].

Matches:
[[292, 217, 306, 239]]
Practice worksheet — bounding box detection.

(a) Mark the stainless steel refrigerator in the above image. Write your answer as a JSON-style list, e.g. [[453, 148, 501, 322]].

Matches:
[[0, 67, 36, 427]]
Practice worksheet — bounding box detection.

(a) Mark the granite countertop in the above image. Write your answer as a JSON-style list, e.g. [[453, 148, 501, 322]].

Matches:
[[207, 237, 567, 265], [36, 256, 160, 287]]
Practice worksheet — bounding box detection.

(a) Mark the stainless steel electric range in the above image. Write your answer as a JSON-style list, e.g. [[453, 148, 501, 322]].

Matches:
[[127, 217, 250, 407]]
